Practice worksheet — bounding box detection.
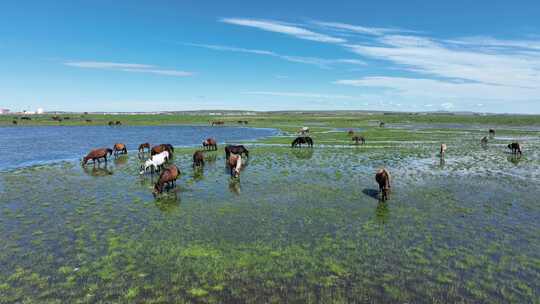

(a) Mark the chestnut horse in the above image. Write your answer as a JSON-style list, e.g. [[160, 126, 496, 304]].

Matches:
[[151, 144, 174, 156], [508, 142, 522, 155], [228, 154, 242, 178], [292, 136, 313, 148], [138, 143, 150, 153], [440, 144, 447, 158], [352, 136, 365, 145], [193, 150, 205, 167], [202, 138, 218, 151], [225, 145, 249, 158], [153, 165, 180, 196], [82, 148, 113, 165], [212, 121, 224, 126], [113, 143, 127, 156], [375, 168, 391, 201]]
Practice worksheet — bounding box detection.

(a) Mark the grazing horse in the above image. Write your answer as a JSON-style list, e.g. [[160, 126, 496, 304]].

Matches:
[[375, 168, 391, 201], [348, 129, 355, 136], [151, 144, 174, 156], [440, 144, 447, 158], [140, 151, 169, 174], [85, 119, 92, 123], [225, 145, 249, 158], [12, 120, 17, 125], [508, 142, 522, 155], [489, 129, 495, 137], [379, 121, 385, 128], [115, 121, 122, 125], [82, 148, 113, 166], [113, 143, 127, 156], [108, 121, 114, 126], [138, 143, 150, 153], [481, 136, 488, 145], [193, 150, 205, 167], [212, 121, 224, 126], [202, 138, 218, 151], [352, 136, 365, 145], [153, 165, 180, 196], [228, 154, 242, 178], [291, 136, 313, 148], [299, 127, 310, 135]]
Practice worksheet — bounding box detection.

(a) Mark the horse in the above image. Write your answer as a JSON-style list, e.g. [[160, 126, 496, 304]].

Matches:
[[202, 138, 217, 151], [138, 143, 150, 153], [153, 165, 180, 196], [151, 144, 174, 156], [379, 121, 385, 128], [375, 168, 391, 201], [440, 144, 447, 158], [12, 120, 17, 125], [489, 129, 495, 137], [85, 119, 92, 123], [115, 121, 122, 125], [481, 136, 488, 145], [299, 127, 310, 135], [292, 136, 313, 148], [508, 142, 522, 155], [228, 154, 243, 178], [113, 143, 127, 156], [193, 150, 205, 168], [140, 151, 169, 175], [225, 145, 249, 158], [212, 121, 224, 126], [82, 148, 113, 166], [348, 130, 355, 136], [108, 121, 114, 126], [352, 136, 365, 145]]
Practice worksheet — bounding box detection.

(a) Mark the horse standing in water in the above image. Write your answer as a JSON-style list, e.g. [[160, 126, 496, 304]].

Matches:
[[375, 168, 391, 201], [228, 154, 243, 178], [113, 143, 127, 156], [508, 142, 523, 155], [138, 143, 150, 153], [352, 136, 365, 145], [225, 145, 249, 158], [489, 129, 495, 138], [440, 144, 447, 158], [292, 136, 313, 148], [82, 148, 113, 166], [211, 121, 224, 126], [153, 165, 180, 196], [140, 151, 169, 175], [193, 151, 205, 168], [202, 138, 218, 151], [151, 144, 174, 156]]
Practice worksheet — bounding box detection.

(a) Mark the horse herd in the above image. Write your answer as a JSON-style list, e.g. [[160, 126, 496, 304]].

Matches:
[[80, 127, 525, 201]]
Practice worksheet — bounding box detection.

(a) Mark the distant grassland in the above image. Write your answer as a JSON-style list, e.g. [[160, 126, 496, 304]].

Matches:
[[2, 112, 540, 128]]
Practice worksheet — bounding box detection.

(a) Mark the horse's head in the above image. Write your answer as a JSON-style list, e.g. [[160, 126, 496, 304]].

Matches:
[[507, 144, 513, 150], [153, 182, 162, 196], [81, 157, 89, 166]]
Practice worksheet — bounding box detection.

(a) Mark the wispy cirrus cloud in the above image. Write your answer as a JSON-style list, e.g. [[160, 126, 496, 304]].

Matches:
[[220, 18, 345, 43], [311, 21, 416, 36], [186, 43, 365, 68], [64, 61, 192, 77]]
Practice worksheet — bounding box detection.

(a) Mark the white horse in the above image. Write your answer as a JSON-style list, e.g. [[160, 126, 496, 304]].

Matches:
[[139, 151, 169, 174]]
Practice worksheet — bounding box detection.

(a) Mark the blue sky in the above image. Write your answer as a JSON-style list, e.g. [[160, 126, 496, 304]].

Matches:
[[1, 0, 540, 113]]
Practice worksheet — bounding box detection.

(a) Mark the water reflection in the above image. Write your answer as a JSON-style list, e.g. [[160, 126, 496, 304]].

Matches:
[[229, 180, 241, 195], [375, 201, 390, 224], [439, 156, 446, 168], [114, 155, 129, 167], [82, 164, 113, 176], [507, 155, 522, 165], [154, 192, 180, 212], [292, 148, 314, 160]]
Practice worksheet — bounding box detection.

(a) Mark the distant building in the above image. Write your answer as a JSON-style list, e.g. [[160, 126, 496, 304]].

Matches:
[[0, 108, 10, 114]]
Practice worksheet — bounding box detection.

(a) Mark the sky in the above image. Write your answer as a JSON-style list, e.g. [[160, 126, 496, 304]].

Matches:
[[1, 0, 540, 113]]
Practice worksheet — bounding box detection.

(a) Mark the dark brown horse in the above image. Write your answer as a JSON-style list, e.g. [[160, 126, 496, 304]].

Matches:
[[225, 145, 249, 158], [228, 154, 242, 178], [12, 120, 17, 125], [352, 136, 365, 145], [489, 129, 495, 137], [151, 144, 174, 156], [508, 142, 522, 155], [193, 150, 205, 167], [348, 129, 355, 136], [138, 143, 150, 153], [82, 148, 113, 165], [212, 121, 224, 126], [113, 143, 127, 156], [292, 136, 313, 148], [202, 138, 218, 151], [153, 165, 180, 196], [375, 168, 391, 201]]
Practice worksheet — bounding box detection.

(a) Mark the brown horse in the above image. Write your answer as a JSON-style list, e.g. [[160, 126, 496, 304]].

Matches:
[[348, 129, 355, 136], [489, 129, 495, 137], [212, 121, 224, 126], [151, 144, 174, 156], [153, 165, 180, 196], [225, 145, 249, 158], [292, 136, 313, 148], [193, 150, 205, 167], [508, 142, 522, 155], [228, 154, 242, 178], [352, 136, 365, 145], [113, 143, 127, 156], [82, 148, 113, 165], [375, 168, 391, 201], [202, 138, 218, 151], [440, 144, 447, 158], [138, 143, 150, 153]]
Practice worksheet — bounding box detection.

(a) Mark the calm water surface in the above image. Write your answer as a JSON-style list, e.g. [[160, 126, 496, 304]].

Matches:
[[0, 125, 277, 170]]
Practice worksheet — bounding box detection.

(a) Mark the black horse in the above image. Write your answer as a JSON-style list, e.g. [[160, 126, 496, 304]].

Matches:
[[225, 145, 249, 158], [291, 136, 313, 148]]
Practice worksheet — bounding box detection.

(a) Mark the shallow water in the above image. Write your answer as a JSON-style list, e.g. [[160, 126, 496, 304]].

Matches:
[[0, 125, 277, 170]]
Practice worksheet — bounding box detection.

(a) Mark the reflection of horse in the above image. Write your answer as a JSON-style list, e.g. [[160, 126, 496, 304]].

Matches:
[[202, 138, 217, 151], [153, 165, 180, 196], [83, 164, 113, 176], [507, 142, 522, 155], [114, 155, 129, 167], [154, 194, 180, 212], [229, 180, 241, 195], [82, 148, 113, 165], [113, 143, 127, 156], [291, 148, 314, 160], [292, 136, 313, 148], [375, 201, 390, 224], [352, 136, 365, 145], [375, 168, 391, 201]]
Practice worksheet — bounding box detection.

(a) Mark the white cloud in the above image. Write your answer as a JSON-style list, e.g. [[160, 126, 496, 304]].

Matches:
[[242, 91, 355, 99], [64, 61, 192, 77], [220, 18, 345, 43], [312, 21, 415, 36]]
